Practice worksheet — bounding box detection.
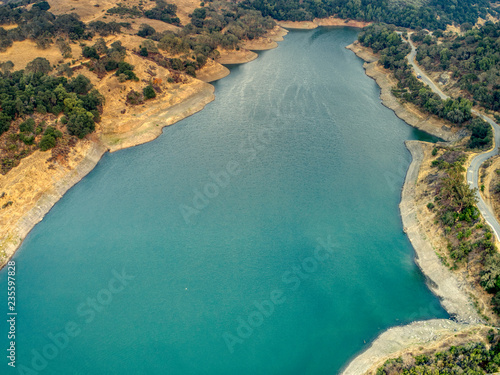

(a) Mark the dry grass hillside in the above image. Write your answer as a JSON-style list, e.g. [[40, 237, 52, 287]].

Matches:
[[47, 0, 199, 25]]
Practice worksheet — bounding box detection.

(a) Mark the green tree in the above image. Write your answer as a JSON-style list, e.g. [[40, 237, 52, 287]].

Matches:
[[66, 108, 95, 138], [39, 135, 56, 151], [19, 118, 35, 133], [25, 57, 52, 74]]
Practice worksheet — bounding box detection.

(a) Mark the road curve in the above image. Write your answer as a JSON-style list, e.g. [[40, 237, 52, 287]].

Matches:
[[399, 32, 500, 241]]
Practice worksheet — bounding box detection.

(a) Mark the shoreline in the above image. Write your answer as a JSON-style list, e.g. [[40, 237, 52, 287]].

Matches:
[[401, 141, 481, 322], [341, 320, 485, 375], [277, 17, 371, 30], [0, 139, 108, 263], [341, 141, 483, 375], [341, 41, 489, 374], [346, 42, 462, 142]]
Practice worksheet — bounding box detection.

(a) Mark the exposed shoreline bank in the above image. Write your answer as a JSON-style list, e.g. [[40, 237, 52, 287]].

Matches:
[[342, 319, 486, 375], [341, 42, 490, 374], [277, 16, 371, 30], [346, 42, 462, 142], [401, 141, 481, 323], [341, 141, 484, 375], [0, 140, 108, 264]]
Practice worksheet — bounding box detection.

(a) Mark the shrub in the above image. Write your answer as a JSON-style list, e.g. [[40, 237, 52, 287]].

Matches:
[[115, 61, 138, 81], [82, 46, 100, 60], [39, 135, 56, 151], [104, 60, 119, 71], [143, 85, 156, 100], [137, 24, 156, 38], [0, 112, 11, 135], [44, 126, 63, 139], [19, 118, 35, 133], [20, 134, 35, 145], [126, 90, 143, 105]]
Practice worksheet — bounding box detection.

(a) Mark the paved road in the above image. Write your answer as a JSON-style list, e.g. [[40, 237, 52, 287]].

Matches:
[[398, 32, 500, 241]]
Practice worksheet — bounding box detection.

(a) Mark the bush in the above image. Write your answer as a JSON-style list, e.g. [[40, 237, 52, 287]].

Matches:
[[137, 24, 156, 38], [20, 134, 35, 145], [0, 112, 11, 135], [126, 90, 144, 105], [20, 118, 35, 133], [39, 135, 56, 151], [143, 85, 156, 100], [44, 126, 62, 139], [82, 46, 100, 60], [115, 62, 138, 81], [104, 60, 119, 71]]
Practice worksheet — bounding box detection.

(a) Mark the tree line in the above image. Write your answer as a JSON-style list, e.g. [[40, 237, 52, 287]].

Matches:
[[242, 0, 496, 31]]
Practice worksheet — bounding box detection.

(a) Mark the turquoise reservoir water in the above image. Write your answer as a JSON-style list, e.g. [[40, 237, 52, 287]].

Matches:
[[1, 28, 446, 374]]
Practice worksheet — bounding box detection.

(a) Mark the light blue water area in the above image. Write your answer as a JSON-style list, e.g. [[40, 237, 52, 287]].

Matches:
[[1, 27, 446, 375]]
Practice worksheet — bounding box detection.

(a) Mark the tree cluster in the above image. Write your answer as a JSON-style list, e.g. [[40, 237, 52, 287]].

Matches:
[[377, 331, 500, 374], [134, 2, 276, 77], [0, 1, 133, 51], [0, 58, 103, 138], [80, 39, 139, 81], [415, 22, 500, 112]]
